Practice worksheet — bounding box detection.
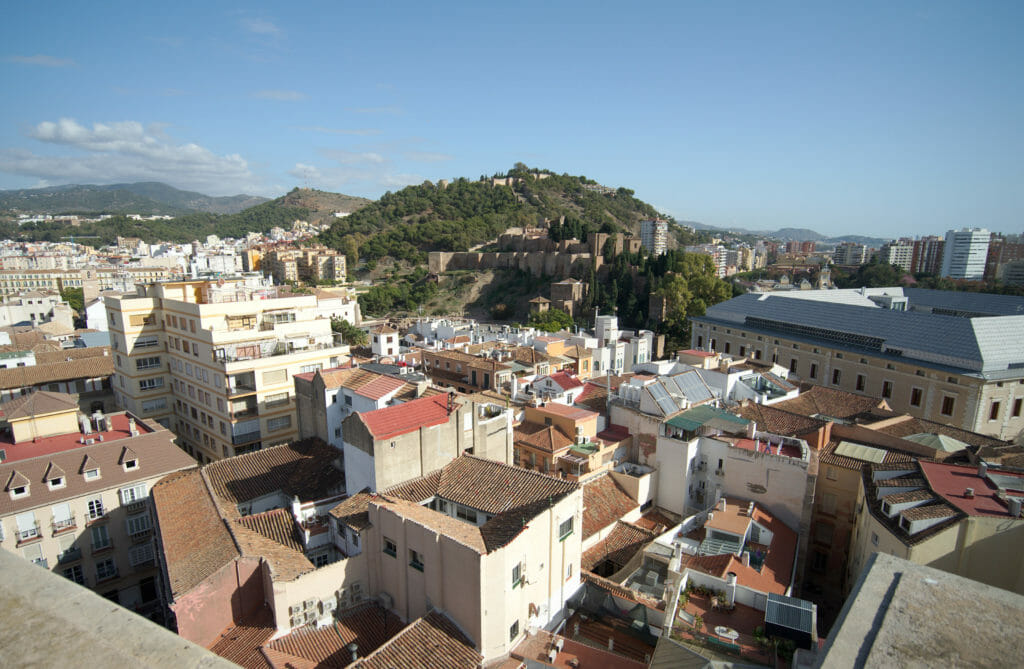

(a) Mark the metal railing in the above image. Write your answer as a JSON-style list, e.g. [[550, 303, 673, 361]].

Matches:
[[52, 516, 77, 533], [232, 430, 262, 445]]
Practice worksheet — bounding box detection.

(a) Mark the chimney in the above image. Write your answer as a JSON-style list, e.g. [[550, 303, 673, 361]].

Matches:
[[965, 488, 975, 499], [719, 497, 727, 512], [348, 642, 358, 662], [978, 462, 988, 478], [742, 551, 751, 567]]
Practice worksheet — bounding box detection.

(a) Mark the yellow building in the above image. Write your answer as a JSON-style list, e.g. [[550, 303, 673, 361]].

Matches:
[[848, 460, 1024, 597], [105, 276, 349, 463]]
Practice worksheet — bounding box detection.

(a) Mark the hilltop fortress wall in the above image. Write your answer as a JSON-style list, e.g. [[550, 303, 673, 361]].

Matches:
[[429, 251, 600, 277]]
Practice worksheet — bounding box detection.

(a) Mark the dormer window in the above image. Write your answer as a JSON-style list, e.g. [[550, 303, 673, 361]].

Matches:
[[84, 468, 100, 481], [124, 459, 138, 471], [47, 477, 65, 490], [11, 485, 28, 499]]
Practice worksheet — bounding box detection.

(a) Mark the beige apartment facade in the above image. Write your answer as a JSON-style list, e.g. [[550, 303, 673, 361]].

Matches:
[[106, 277, 349, 463]]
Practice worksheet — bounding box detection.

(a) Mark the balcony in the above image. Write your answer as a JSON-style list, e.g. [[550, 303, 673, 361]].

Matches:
[[227, 372, 257, 396], [124, 500, 147, 514], [213, 335, 345, 364], [232, 430, 262, 446], [16, 523, 41, 546], [58, 546, 82, 564], [230, 405, 258, 419], [91, 541, 114, 556], [52, 516, 77, 535]]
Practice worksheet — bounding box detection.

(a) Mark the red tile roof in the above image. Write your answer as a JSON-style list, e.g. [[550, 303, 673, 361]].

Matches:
[[0, 412, 152, 464], [203, 439, 344, 506], [582, 474, 639, 539], [348, 610, 482, 669], [329, 490, 373, 531], [774, 385, 888, 420], [920, 461, 1023, 517], [548, 371, 584, 391], [208, 608, 275, 669], [236, 508, 303, 552], [582, 521, 656, 570], [515, 424, 574, 454], [262, 602, 405, 668], [357, 394, 458, 440], [354, 375, 407, 400]]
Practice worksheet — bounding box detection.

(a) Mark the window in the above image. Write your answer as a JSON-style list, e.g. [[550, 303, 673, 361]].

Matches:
[[126, 514, 151, 536], [856, 374, 866, 392], [263, 369, 287, 385], [1014, 398, 1022, 418], [91, 525, 111, 551], [821, 492, 837, 516], [64, 565, 85, 585], [120, 483, 147, 504], [129, 542, 155, 566], [11, 484, 28, 499], [809, 363, 818, 379], [910, 387, 923, 407], [509, 620, 519, 643], [87, 497, 105, 519], [871, 532, 879, 546], [266, 392, 289, 407], [990, 401, 1001, 421], [141, 397, 167, 413], [724, 342, 731, 354], [135, 336, 158, 349], [456, 506, 478, 523], [84, 468, 100, 481], [332, 394, 338, 404], [941, 396, 956, 416], [814, 523, 833, 546], [826, 466, 837, 481], [811, 551, 828, 572], [832, 369, 841, 385], [881, 380, 893, 399], [558, 517, 574, 541], [267, 415, 292, 432], [135, 356, 161, 370], [96, 558, 118, 581], [139, 377, 164, 391], [48, 476, 65, 490], [789, 359, 797, 373], [512, 562, 523, 588], [409, 549, 424, 571], [345, 395, 353, 406], [334, 428, 341, 438], [383, 537, 397, 557], [300, 363, 323, 374]]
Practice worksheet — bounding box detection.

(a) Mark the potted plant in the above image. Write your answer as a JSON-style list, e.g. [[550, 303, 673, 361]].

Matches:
[[693, 615, 704, 634]]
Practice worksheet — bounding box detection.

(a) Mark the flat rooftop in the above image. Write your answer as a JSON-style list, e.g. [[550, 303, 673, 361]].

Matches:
[[728, 436, 804, 459], [0, 413, 149, 463]]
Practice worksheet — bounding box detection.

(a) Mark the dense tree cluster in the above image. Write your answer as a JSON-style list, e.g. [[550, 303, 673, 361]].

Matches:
[[358, 267, 438, 316], [528, 307, 574, 333], [331, 317, 368, 347]]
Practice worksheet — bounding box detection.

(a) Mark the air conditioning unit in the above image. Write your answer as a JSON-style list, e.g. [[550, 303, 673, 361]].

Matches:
[[378, 592, 394, 609], [290, 615, 303, 628], [320, 598, 336, 614], [303, 598, 316, 610]]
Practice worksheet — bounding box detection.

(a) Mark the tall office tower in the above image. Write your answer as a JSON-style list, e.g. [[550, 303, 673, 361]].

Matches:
[[640, 218, 668, 256], [106, 276, 349, 463], [911, 236, 945, 275], [940, 228, 991, 280]]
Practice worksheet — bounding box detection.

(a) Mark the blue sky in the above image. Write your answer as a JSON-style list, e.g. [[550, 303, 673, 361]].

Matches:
[[2, 1, 1022, 237]]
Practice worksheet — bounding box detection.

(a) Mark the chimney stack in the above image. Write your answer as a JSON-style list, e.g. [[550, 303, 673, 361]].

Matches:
[[978, 462, 988, 478], [965, 488, 975, 499], [348, 642, 358, 662]]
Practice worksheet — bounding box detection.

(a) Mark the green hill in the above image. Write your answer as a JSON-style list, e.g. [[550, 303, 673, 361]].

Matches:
[[0, 182, 269, 215], [319, 165, 668, 263]]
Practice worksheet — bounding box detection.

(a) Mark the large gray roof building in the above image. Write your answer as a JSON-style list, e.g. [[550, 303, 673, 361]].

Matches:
[[691, 288, 1024, 440]]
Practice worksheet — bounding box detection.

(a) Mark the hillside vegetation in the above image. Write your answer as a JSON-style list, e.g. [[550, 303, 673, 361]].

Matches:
[[319, 164, 668, 264], [0, 182, 268, 215]]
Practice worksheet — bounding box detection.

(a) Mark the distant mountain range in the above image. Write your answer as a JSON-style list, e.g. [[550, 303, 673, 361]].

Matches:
[[0, 182, 270, 215], [686, 221, 887, 247]]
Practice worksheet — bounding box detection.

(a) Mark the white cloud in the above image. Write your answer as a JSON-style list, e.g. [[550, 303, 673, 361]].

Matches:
[[1, 118, 260, 195], [5, 54, 75, 67], [253, 89, 306, 101], [321, 150, 387, 165], [241, 18, 280, 35], [295, 126, 381, 136], [287, 162, 422, 194]]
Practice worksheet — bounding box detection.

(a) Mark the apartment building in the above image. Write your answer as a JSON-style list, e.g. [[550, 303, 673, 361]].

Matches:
[[878, 238, 914, 271], [262, 246, 347, 285], [940, 227, 991, 279], [341, 392, 514, 493], [848, 460, 1024, 597], [0, 346, 113, 409], [0, 392, 193, 618], [106, 276, 350, 463], [0, 290, 74, 329], [692, 288, 1024, 440], [831, 243, 868, 266], [640, 219, 668, 256], [420, 348, 515, 394], [0, 267, 175, 298]]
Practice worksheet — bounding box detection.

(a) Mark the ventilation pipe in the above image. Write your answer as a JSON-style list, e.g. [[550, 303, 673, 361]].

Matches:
[[348, 643, 358, 662], [725, 572, 738, 607], [978, 462, 988, 478]]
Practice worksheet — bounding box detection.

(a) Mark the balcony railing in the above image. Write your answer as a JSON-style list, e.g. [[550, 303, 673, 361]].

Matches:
[[213, 336, 346, 364], [230, 406, 258, 419], [92, 541, 113, 555], [52, 516, 77, 534], [227, 382, 257, 396], [232, 430, 262, 446], [16, 523, 41, 544], [58, 547, 82, 564]]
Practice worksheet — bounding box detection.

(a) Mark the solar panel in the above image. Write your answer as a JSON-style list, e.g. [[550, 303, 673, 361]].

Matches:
[[834, 441, 887, 463], [765, 593, 814, 633]]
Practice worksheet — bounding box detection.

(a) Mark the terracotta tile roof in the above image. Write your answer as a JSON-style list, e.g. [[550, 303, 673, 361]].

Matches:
[[370, 325, 397, 334], [582, 521, 656, 570], [357, 394, 459, 440], [514, 424, 574, 454], [0, 354, 113, 391], [818, 438, 916, 470], [208, 612, 275, 669], [774, 385, 888, 420], [920, 461, 1023, 518], [382, 456, 580, 553], [230, 514, 314, 582], [868, 415, 1008, 451], [373, 495, 487, 553], [882, 489, 934, 504], [633, 509, 675, 534], [0, 389, 79, 419], [678, 552, 734, 578], [354, 375, 407, 400], [900, 503, 958, 521], [328, 489, 374, 531], [348, 610, 482, 669], [533, 402, 597, 422], [34, 346, 111, 364], [153, 469, 241, 598], [203, 438, 344, 507], [510, 346, 549, 366], [574, 383, 609, 413], [262, 602, 405, 668], [732, 402, 825, 437], [547, 371, 584, 391], [582, 474, 639, 539], [581, 571, 663, 610], [236, 508, 303, 552]]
